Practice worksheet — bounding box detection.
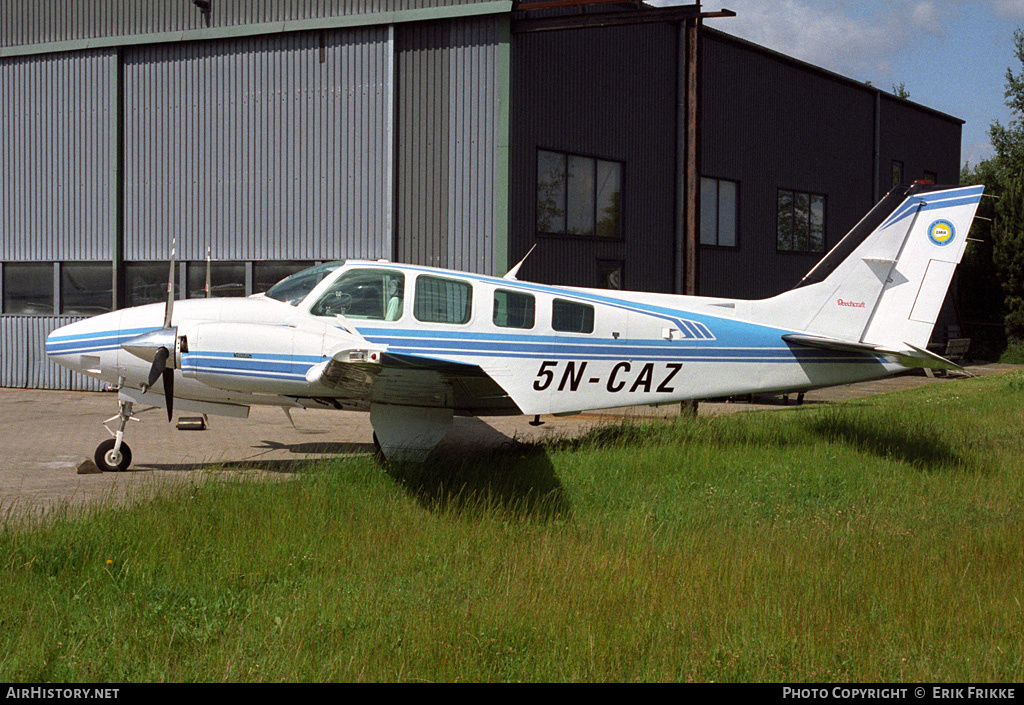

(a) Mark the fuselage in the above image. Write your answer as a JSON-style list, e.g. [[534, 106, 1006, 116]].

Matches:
[[46, 259, 901, 417]]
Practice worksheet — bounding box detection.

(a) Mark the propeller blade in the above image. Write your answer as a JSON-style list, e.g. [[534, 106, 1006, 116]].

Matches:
[[142, 346, 170, 392], [206, 247, 212, 299], [163, 238, 176, 329], [162, 367, 174, 422]]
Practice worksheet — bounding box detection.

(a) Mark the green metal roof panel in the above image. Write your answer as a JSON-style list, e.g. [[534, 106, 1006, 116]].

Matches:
[[0, 0, 511, 54]]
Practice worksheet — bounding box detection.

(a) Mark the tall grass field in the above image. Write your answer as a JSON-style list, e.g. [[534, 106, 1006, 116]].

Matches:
[[3, 370, 1024, 682]]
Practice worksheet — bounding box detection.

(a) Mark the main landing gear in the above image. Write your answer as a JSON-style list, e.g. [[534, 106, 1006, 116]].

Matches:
[[94, 397, 139, 472]]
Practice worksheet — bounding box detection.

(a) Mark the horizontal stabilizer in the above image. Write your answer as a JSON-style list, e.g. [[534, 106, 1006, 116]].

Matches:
[[782, 334, 962, 371]]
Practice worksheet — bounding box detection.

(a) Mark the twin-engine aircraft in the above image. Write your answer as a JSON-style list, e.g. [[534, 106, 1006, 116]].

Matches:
[[47, 182, 983, 469]]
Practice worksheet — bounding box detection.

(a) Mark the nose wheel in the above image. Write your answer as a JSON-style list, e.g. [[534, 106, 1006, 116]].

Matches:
[[95, 397, 139, 472], [95, 438, 133, 472]]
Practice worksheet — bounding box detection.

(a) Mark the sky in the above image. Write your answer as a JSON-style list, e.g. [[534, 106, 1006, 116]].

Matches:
[[651, 0, 1024, 168]]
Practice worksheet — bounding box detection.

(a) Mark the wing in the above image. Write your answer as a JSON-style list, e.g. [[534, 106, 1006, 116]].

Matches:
[[304, 350, 522, 414]]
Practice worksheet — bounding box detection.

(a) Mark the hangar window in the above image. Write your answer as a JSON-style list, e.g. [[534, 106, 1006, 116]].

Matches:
[[777, 189, 825, 254], [537, 149, 622, 238], [2, 263, 53, 315], [125, 263, 175, 308], [551, 299, 594, 334], [186, 262, 246, 299], [414, 275, 471, 324], [598, 260, 623, 290], [311, 269, 405, 320], [61, 263, 112, 315], [892, 160, 904, 187], [493, 289, 535, 329], [700, 177, 738, 247]]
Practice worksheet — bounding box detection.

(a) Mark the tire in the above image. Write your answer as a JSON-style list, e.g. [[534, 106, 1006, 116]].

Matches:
[[94, 438, 132, 472]]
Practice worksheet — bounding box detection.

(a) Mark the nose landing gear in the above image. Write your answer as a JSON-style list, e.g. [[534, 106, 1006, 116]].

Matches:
[[94, 397, 139, 472]]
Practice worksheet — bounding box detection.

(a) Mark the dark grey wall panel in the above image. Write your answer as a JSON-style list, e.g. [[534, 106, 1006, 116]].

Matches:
[[510, 22, 678, 291], [700, 30, 876, 300], [0, 316, 105, 390], [0, 49, 114, 262], [123, 27, 393, 262], [0, 0, 496, 49], [396, 21, 450, 269], [879, 94, 961, 188], [446, 17, 498, 274], [396, 15, 500, 274]]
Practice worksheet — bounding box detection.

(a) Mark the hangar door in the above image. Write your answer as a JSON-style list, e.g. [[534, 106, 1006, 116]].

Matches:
[[123, 27, 393, 264]]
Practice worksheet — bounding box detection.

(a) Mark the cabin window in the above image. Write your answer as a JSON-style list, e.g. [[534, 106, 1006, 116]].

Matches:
[[493, 290, 535, 329], [414, 275, 472, 324], [551, 299, 594, 334], [777, 189, 825, 253], [310, 268, 405, 320]]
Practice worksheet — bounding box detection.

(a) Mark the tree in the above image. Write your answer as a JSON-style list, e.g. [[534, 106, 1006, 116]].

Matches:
[[989, 29, 1024, 184], [892, 81, 910, 99], [993, 176, 1024, 340], [960, 28, 1024, 348]]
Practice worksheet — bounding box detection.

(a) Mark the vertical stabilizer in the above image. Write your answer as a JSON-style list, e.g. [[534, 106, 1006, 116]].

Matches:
[[791, 184, 983, 349], [859, 185, 983, 349]]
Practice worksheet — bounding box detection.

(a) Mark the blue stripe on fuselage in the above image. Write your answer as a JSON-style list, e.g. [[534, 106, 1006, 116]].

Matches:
[[45, 327, 161, 356]]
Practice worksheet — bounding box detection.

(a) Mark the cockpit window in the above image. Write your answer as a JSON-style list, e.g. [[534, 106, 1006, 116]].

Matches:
[[265, 261, 344, 306], [414, 275, 472, 324], [310, 268, 405, 320]]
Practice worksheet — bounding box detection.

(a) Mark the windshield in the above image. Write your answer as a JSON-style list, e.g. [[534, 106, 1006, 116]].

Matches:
[[265, 261, 344, 305]]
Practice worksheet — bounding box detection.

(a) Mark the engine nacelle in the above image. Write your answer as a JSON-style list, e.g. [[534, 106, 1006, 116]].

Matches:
[[179, 320, 370, 395]]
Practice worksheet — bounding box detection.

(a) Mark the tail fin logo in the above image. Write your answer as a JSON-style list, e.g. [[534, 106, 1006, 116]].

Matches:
[[927, 219, 956, 247]]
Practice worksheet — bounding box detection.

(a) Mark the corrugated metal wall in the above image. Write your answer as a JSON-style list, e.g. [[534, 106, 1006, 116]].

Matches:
[[396, 15, 499, 274], [0, 0, 490, 48], [123, 27, 393, 262], [0, 316, 105, 390], [510, 23, 678, 291], [0, 48, 114, 261]]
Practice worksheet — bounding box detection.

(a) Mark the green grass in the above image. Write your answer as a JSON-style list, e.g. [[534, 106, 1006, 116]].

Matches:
[[3, 370, 1024, 682]]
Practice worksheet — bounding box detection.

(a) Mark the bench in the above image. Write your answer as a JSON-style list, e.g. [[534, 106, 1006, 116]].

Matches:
[[925, 337, 971, 377]]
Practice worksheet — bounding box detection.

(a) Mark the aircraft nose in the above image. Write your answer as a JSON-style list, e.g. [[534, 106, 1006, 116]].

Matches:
[[45, 311, 124, 368]]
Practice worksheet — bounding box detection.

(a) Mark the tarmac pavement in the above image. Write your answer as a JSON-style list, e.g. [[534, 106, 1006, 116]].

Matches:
[[0, 363, 1016, 517]]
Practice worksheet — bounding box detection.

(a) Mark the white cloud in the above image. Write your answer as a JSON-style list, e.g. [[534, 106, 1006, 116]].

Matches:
[[696, 0, 945, 79], [987, 0, 1024, 19]]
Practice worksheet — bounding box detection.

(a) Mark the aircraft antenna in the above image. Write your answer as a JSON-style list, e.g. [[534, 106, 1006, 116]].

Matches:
[[503, 244, 537, 281]]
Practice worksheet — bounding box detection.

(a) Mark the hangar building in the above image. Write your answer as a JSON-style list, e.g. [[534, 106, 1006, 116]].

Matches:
[[0, 0, 964, 390]]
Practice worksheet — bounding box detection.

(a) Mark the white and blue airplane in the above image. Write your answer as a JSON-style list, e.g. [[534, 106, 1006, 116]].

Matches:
[[46, 182, 983, 469]]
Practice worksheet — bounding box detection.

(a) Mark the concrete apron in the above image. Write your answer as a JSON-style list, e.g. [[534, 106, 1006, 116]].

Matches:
[[0, 364, 1013, 516]]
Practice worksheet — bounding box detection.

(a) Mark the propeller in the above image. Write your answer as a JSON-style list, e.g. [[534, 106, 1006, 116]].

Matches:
[[123, 239, 179, 422], [142, 347, 175, 423]]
